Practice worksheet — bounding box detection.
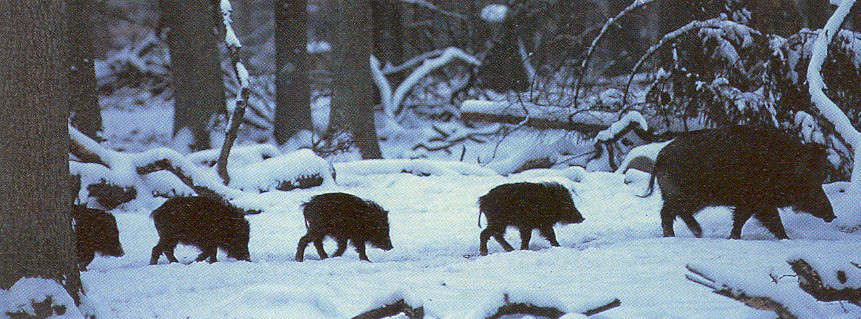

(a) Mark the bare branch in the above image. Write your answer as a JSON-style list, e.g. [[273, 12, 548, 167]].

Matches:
[[400, 0, 466, 20], [575, 0, 655, 106], [216, 0, 252, 185]]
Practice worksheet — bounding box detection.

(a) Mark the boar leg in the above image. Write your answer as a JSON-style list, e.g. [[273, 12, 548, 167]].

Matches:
[[296, 234, 312, 262], [150, 239, 179, 264], [660, 199, 682, 237], [333, 238, 349, 257], [195, 246, 217, 263], [519, 228, 532, 250], [313, 237, 328, 259], [729, 206, 755, 239], [355, 242, 369, 261], [539, 227, 560, 246], [479, 228, 493, 256], [753, 206, 789, 239], [679, 214, 703, 238]]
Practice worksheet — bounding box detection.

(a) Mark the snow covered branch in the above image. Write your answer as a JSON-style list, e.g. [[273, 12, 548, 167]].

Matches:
[[460, 100, 613, 133], [216, 0, 252, 185], [788, 258, 861, 305], [685, 264, 825, 319], [575, 0, 655, 106], [351, 299, 424, 319], [623, 18, 729, 104], [806, 0, 861, 192], [372, 47, 480, 119], [70, 124, 245, 202], [482, 293, 620, 319]]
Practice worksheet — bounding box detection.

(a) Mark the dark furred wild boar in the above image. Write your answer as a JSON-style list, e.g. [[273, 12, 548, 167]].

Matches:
[[296, 193, 393, 262], [73, 205, 124, 270], [645, 125, 835, 239], [478, 182, 584, 256], [150, 196, 251, 264]]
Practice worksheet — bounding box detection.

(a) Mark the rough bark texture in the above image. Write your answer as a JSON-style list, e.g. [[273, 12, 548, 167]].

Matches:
[[372, 0, 405, 95], [160, 0, 226, 152], [329, 0, 383, 159], [273, 0, 312, 144], [68, 0, 103, 140], [0, 0, 83, 304]]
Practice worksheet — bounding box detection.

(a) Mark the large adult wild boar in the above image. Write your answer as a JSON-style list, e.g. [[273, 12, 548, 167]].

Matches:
[[644, 126, 835, 239]]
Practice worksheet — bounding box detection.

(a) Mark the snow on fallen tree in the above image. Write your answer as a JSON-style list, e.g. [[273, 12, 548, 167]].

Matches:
[[69, 124, 332, 209], [334, 159, 497, 182], [447, 289, 620, 319], [460, 100, 615, 133], [807, 0, 861, 196], [0, 277, 88, 318], [351, 289, 425, 319], [788, 254, 861, 305], [686, 263, 826, 319]]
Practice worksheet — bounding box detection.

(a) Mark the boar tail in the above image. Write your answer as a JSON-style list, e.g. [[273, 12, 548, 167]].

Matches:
[[639, 172, 656, 198], [478, 210, 483, 228]]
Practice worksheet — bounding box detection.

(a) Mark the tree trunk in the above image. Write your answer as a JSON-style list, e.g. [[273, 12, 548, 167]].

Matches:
[[68, 0, 103, 140], [372, 0, 405, 101], [329, 0, 383, 159], [0, 0, 83, 305], [160, 0, 226, 152], [273, 0, 313, 145]]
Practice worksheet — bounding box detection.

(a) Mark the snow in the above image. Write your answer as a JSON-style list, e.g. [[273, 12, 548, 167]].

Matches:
[[615, 140, 671, 174], [228, 148, 334, 192], [595, 111, 647, 142], [0, 278, 84, 318], [76, 160, 861, 318], [479, 4, 508, 23], [788, 252, 861, 289]]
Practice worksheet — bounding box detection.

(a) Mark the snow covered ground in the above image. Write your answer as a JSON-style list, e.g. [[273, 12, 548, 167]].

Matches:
[[80, 128, 861, 318]]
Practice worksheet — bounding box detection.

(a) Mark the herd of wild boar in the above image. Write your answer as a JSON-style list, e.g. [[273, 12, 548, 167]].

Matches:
[[73, 126, 837, 269]]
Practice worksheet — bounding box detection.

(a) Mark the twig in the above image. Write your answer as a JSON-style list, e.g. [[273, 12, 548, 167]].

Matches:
[[574, 0, 655, 106]]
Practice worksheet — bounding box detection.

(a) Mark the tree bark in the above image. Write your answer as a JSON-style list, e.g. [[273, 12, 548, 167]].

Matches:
[[68, 0, 103, 140], [329, 0, 383, 159], [160, 0, 226, 152], [0, 0, 83, 305], [273, 0, 313, 145]]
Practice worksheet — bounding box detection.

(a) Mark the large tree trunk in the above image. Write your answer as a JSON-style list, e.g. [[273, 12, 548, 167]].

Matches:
[[372, 0, 405, 101], [273, 0, 313, 145], [329, 0, 383, 159], [0, 0, 83, 306], [160, 0, 226, 152], [68, 0, 103, 140]]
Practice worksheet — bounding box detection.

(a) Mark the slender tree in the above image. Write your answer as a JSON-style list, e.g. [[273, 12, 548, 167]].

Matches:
[[160, 0, 226, 152], [329, 0, 383, 159], [68, 0, 103, 140], [273, 0, 313, 145], [0, 0, 84, 309]]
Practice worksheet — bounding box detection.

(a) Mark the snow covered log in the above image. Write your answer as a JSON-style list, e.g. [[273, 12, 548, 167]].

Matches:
[[686, 264, 824, 319], [788, 258, 861, 305], [351, 299, 424, 319], [482, 293, 620, 319], [70, 125, 332, 208], [460, 100, 613, 133]]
